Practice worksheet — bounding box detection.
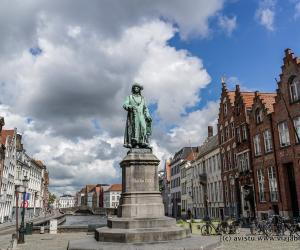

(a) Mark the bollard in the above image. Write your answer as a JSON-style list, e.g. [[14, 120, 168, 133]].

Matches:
[[40, 226, 45, 234], [49, 219, 57, 234]]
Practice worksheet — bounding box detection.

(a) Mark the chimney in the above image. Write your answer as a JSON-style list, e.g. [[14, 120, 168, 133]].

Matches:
[[208, 126, 213, 138]]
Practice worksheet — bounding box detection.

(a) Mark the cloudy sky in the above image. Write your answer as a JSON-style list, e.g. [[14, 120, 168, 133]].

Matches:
[[0, 0, 300, 195]]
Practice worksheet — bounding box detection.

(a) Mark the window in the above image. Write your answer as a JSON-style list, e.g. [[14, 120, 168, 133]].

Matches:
[[225, 126, 229, 140], [293, 117, 300, 143], [290, 78, 300, 102], [236, 127, 241, 143], [278, 121, 290, 147], [224, 102, 228, 116], [224, 182, 229, 206], [236, 103, 241, 115], [222, 154, 226, 171], [237, 152, 249, 172], [253, 134, 262, 156], [256, 108, 263, 124], [242, 125, 247, 140], [215, 182, 218, 202], [221, 131, 224, 143], [231, 122, 235, 138], [257, 169, 265, 202], [268, 166, 278, 202], [227, 151, 232, 169], [263, 129, 273, 153]]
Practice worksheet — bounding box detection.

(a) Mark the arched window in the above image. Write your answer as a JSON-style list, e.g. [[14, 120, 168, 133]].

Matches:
[[255, 108, 263, 124], [290, 77, 300, 102]]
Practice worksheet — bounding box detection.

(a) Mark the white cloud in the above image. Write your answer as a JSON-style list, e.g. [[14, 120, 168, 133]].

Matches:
[[255, 0, 276, 31], [294, 1, 300, 19], [0, 1, 226, 195], [218, 15, 237, 36]]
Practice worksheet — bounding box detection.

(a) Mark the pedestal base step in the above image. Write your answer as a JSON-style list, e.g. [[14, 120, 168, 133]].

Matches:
[[95, 226, 190, 243], [107, 216, 176, 229]]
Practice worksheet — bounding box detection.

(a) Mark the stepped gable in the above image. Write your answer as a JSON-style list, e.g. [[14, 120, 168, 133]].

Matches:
[[1, 129, 14, 145]]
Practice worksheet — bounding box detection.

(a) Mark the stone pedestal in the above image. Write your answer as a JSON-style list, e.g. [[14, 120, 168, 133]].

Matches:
[[95, 148, 189, 243]]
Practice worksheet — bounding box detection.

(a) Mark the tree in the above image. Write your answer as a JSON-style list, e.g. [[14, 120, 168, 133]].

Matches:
[[48, 193, 56, 205]]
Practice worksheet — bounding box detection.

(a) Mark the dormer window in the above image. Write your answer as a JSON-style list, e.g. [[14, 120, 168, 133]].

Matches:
[[236, 102, 241, 116], [224, 102, 228, 116], [255, 108, 263, 124], [290, 77, 300, 102]]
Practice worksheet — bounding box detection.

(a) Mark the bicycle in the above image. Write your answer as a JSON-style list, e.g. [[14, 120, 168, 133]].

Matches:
[[201, 218, 229, 236], [250, 219, 271, 236]]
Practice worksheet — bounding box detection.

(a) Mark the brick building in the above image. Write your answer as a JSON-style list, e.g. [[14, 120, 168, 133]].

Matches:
[[218, 81, 256, 219], [271, 49, 300, 217], [249, 92, 280, 219]]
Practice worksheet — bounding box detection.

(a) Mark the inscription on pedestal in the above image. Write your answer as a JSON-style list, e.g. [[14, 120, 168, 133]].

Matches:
[[133, 178, 153, 183]]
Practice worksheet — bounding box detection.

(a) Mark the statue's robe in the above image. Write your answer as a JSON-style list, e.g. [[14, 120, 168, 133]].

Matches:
[[123, 94, 151, 148]]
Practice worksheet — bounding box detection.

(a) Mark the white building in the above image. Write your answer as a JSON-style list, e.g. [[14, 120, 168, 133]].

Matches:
[[104, 184, 121, 208], [0, 127, 48, 223], [58, 194, 76, 208], [170, 147, 197, 218], [27, 159, 43, 216], [191, 128, 224, 219], [0, 129, 18, 223]]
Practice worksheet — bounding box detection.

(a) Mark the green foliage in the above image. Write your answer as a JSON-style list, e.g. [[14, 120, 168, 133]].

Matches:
[[48, 193, 56, 204]]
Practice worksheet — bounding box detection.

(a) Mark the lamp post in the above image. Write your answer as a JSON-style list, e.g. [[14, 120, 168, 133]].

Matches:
[[14, 184, 22, 241], [18, 175, 29, 244]]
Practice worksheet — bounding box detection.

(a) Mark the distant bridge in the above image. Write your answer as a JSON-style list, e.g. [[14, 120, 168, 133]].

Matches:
[[60, 206, 110, 215]]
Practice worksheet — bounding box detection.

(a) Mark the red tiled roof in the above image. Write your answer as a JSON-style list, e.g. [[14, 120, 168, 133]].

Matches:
[[239, 92, 256, 108], [108, 184, 122, 192], [257, 93, 277, 113], [227, 91, 235, 105], [1, 129, 14, 145]]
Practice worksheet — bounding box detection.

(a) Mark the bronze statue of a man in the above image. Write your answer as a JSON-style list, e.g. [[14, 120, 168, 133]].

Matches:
[[123, 83, 152, 148]]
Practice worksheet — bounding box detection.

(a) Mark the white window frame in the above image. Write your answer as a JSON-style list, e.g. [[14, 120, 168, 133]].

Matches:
[[231, 122, 235, 138], [268, 166, 278, 202], [224, 102, 228, 116], [236, 127, 241, 143], [263, 129, 273, 153], [242, 125, 247, 140], [290, 78, 300, 102], [257, 169, 265, 202], [278, 121, 291, 147], [293, 117, 300, 143], [256, 109, 263, 124], [253, 134, 262, 156]]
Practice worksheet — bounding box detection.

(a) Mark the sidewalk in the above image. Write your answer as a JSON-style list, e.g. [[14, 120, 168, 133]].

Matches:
[[0, 211, 62, 234]]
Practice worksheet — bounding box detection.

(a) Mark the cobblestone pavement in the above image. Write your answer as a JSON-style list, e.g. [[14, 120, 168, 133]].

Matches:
[[3, 229, 300, 250], [15, 232, 90, 250], [0, 234, 13, 250]]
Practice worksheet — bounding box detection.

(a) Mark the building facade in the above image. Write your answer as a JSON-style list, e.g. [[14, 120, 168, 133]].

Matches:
[[104, 184, 122, 208], [271, 49, 300, 217], [58, 194, 76, 208], [170, 147, 197, 218], [249, 92, 280, 219]]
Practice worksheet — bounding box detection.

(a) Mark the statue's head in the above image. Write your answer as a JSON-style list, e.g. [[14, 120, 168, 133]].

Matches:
[[131, 83, 143, 94]]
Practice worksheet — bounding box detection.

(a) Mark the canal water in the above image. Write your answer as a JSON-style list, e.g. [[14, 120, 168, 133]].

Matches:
[[63, 215, 107, 226]]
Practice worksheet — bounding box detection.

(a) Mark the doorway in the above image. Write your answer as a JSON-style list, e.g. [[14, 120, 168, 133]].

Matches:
[[286, 163, 299, 217]]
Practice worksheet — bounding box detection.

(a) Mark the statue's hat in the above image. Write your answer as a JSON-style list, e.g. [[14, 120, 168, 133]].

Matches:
[[132, 83, 143, 90]]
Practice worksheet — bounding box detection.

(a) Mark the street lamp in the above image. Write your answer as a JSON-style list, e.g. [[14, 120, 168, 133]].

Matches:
[[18, 175, 29, 244]]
